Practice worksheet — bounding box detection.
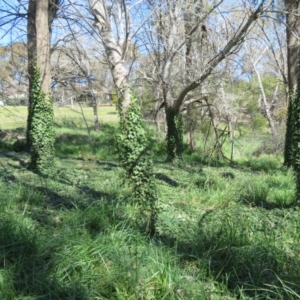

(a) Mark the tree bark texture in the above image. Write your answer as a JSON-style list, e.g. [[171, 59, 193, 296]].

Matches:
[[88, 0, 131, 113], [36, 0, 51, 96], [26, 0, 55, 172], [292, 53, 300, 201], [165, 105, 183, 160], [284, 0, 300, 166], [27, 0, 52, 147], [26, 0, 37, 148]]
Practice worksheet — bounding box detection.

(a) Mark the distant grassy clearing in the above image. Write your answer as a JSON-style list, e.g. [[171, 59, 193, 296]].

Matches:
[[0, 105, 118, 130]]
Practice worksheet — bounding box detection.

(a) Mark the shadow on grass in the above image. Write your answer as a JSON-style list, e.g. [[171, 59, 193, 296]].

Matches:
[[55, 123, 119, 159], [12, 172, 123, 238], [0, 151, 29, 167], [0, 216, 88, 299], [17, 178, 117, 211], [155, 173, 179, 187], [237, 177, 297, 210], [96, 160, 118, 170], [239, 196, 297, 210], [0, 140, 14, 151], [159, 207, 300, 299]]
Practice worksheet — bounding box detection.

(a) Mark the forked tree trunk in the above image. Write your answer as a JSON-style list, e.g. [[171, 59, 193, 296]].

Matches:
[[164, 1, 266, 160]]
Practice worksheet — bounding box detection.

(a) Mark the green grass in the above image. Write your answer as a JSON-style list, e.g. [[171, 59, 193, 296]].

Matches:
[[0, 113, 300, 299], [0, 105, 118, 130]]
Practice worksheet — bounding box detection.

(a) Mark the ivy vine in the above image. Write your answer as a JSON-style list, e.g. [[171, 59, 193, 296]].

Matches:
[[166, 107, 183, 161], [117, 91, 158, 236], [29, 65, 55, 175]]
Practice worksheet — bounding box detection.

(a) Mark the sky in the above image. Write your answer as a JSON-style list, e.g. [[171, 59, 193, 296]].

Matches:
[[0, 0, 283, 83], [0, 0, 29, 46]]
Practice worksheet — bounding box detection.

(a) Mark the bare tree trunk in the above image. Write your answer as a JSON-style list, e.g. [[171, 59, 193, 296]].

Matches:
[[184, 7, 198, 151], [36, 0, 51, 96], [88, 0, 131, 113], [88, 80, 100, 131], [253, 64, 277, 136], [286, 0, 300, 92], [92, 97, 100, 131]]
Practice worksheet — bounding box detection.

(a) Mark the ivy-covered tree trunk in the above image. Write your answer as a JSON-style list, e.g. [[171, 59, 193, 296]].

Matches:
[[294, 108, 300, 201], [284, 0, 300, 166], [284, 94, 295, 167], [29, 66, 55, 173], [89, 0, 158, 235], [118, 93, 158, 236], [26, 0, 37, 150], [293, 54, 300, 201], [27, 0, 55, 173], [165, 106, 183, 161]]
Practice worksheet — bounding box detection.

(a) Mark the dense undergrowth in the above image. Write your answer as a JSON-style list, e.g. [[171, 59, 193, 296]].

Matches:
[[0, 121, 300, 299]]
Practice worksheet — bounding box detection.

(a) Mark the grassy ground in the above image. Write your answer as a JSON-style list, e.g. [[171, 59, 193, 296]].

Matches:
[[0, 109, 299, 299], [0, 105, 118, 130]]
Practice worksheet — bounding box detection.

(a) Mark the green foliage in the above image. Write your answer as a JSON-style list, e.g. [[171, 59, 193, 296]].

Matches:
[[252, 114, 267, 130], [29, 66, 55, 175], [245, 101, 258, 115], [117, 91, 158, 235], [111, 89, 118, 105], [242, 155, 282, 172]]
